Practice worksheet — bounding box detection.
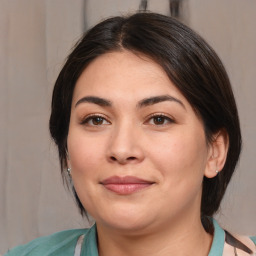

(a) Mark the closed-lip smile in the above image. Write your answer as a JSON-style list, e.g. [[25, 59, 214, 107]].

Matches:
[[100, 176, 155, 195]]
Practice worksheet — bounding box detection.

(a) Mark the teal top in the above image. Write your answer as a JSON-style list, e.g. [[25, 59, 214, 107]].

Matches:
[[4, 220, 256, 256]]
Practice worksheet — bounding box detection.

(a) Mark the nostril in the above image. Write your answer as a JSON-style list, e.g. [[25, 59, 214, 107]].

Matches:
[[109, 156, 137, 162], [110, 156, 116, 161], [127, 156, 136, 161]]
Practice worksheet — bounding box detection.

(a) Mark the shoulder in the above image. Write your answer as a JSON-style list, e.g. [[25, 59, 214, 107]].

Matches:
[[210, 219, 256, 256], [4, 228, 90, 256], [251, 236, 256, 245], [223, 232, 256, 255]]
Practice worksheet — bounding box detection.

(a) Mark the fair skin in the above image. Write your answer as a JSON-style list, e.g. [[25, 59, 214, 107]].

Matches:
[[67, 50, 228, 256]]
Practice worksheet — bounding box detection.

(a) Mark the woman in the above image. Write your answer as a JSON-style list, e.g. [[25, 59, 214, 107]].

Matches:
[[5, 12, 255, 256]]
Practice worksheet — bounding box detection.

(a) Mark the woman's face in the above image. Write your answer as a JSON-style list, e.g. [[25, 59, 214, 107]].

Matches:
[[67, 51, 214, 233]]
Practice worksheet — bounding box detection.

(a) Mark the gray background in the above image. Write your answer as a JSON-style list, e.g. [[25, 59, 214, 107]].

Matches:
[[0, 0, 255, 253]]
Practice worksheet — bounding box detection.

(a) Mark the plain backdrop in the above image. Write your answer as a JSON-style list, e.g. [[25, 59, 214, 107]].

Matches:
[[0, 0, 255, 253]]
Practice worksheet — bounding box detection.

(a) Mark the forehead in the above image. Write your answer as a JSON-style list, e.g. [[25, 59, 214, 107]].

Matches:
[[72, 50, 188, 107]]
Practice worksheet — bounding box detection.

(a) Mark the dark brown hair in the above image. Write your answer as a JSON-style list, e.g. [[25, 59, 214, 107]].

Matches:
[[49, 12, 241, 231]]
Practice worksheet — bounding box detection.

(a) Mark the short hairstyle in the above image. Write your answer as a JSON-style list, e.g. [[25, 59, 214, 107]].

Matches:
[[49, 12, 241, 232]]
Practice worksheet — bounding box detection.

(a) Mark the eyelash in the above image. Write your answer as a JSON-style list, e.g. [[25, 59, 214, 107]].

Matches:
[[80, 114, 111, 126], [146, 113, 175, 126], [80, 113, 175, 127]]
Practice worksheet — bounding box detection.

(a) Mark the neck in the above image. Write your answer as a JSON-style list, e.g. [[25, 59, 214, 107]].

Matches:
[[97, 216, 213, 256]]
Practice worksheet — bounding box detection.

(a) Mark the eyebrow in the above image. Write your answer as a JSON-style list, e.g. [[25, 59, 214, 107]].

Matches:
[[75, 95, 185, 109], [75, 96, 112, 107], [137, 95, 185, 109]]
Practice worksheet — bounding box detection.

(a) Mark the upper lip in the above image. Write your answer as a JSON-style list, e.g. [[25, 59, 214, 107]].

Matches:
[[100, 176, 155, 185]]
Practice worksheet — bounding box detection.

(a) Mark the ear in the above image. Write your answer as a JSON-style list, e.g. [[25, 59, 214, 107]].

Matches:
[[204, 129, 229, 178]]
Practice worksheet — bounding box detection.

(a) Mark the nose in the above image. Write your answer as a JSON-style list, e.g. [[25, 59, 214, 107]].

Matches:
[[107, 123, 145, 165]]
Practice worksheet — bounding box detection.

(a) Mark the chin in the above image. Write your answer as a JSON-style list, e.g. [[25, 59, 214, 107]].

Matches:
[[95, 207, 155, 234], [105, 219, 152, 234]]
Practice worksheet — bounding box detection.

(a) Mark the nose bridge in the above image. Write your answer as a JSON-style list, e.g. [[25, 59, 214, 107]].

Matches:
[[107, 118, 143, 163]]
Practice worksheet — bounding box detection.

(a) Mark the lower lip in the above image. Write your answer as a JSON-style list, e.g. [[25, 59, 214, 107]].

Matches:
[[103, 183, 153, 195]]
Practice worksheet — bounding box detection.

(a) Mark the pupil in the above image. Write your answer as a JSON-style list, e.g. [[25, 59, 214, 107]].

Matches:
[[154, 116, 164, 124], [93, 117, 103, 125]]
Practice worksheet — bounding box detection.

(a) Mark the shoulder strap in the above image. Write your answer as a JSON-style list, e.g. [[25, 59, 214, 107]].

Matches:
[[225, 230, 253, 254], [74, 234, 85, 256]]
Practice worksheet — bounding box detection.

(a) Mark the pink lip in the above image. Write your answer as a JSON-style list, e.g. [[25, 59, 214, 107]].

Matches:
[[100, 176, 155, 195]]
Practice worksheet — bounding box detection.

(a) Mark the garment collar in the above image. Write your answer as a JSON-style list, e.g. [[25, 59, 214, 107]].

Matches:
[[82, 219, 225, 256]]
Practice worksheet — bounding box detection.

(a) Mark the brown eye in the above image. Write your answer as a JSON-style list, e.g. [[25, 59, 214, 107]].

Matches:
[[147, 115, 174, 126], [92, 116, 104, 125], [81, 115, 110, 126], [153, 116, 165, 125]]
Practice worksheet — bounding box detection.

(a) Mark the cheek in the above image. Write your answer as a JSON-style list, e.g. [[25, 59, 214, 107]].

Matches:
[[147, 131, 208, 213], [67, 131, 107, 211], [67, 130, 106, 178], [148, 129, 208, 183]]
